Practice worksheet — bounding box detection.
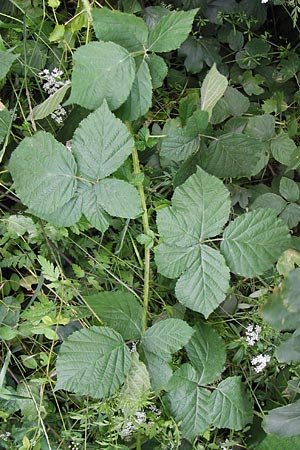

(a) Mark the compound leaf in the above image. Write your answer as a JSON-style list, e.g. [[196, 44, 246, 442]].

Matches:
[[9, 131, 77, 216], [55, 326, 131, 398], [221, 209, 291, 277], [210, 376, 253, 430], [166, 364, 212, 441], [68, 42, 135, 110], [80, 183, 111, 233], [83, 291, 143, 341], [185, 322, 226, 384], [147, 9, 198, 53], [92, 8, 148, 52], [72, 100, 134, 180]]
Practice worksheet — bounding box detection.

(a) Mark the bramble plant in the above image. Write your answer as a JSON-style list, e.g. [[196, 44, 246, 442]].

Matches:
[[1, 0, 300, 449]]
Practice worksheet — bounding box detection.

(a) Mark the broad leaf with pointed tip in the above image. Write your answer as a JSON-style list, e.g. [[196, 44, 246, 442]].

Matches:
[[155, 167, 231, 317], [68, 42, 135, 111], [210, 376, 253, 430], [201, 63, 228, 118], [147, 9, 198, 53], [166, 364, 212, 441], [146, 54, 168, 89], [221, 209, 291, 277], [8, 131, 77, 216], [55, 326, 131, 399], [72, 100, 134, 181], [263, 400, 300, 437], [80, 183, 111, 233]]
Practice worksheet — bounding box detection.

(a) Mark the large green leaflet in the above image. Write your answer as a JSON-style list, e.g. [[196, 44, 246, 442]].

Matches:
[[8, 131, 77, 216], [68, 41, 135, 111], [55, 326, 131, 398], [9, 103, 141, 230], [221, 209, 291, 277], [263, 400, 300, 437], [92, 8, 148, 52], [155, 167, 231, 317], [147, 9, 198, 53], [83, 291, 143, 341], [72, 100, 134, 180]]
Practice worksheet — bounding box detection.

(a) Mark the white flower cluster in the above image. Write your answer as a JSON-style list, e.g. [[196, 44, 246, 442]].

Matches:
[[251, 354, 271, 373], [120, 407, 160, 440], [38, 67, 69, 95], [0, 432, 11, 441], [245, 324, 261, 346], [68, 441, 80, 450], [50, 104, 67, 124], [261, 0, 269, 3]]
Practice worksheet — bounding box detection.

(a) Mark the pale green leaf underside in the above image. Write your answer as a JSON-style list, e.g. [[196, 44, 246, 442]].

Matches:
[[203, 133, 264, 178], [209, 376, 253, 430], [175, 245, 230, 318], [185, 322, 226, 384], [221, 208, 291, 277], [55, 326, 131, 399], [80, 183, 111, 232], [94, 178, 142, 219], [8, 131, 77, 216], [263, 400, 300, 437], [147, 9, 198, 53], [166, 364, 211, 441], [117, 60, 153, 121], [68, 41, 135, 110], [172, 166, 231, 239], [83, 291, 143, 341], [72, 100, 134, 180], [201, 63, 228, 118], [31, 83, 70, 120], [92, 8, 148, 52]]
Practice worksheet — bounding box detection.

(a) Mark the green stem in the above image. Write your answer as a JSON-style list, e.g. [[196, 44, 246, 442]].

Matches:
[[128, 122, 150, 332], [136, 431, 142, 450]]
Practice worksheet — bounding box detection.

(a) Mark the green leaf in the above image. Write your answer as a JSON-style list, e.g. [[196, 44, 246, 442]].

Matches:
[[175, 246, 230, 318], [185, 322, 226, 384], [0, 102, 11, 145], [140, 351, 172, 392], [245, 114, 275, 142], [38, 255, 60, 282], [92, 8, 148, 52], [141, 318, 194, 356], [263, 400, 300, 437], [221, 209, 291, 277], [210, 377, 253, 430], [30, 195, 83, 228], [72, 101, 134, 180], [271, 133, 298, 167], [179, 36, 221, 74], [184, 110, 209, 137], [280, 203, 300, 228], [68, 42, 135, 110], [83, 291, 143, 341], [31, 83, 70, 120], [93, 178, 141, 219], [179, 92, 199, 126], [257, 434, 300, 450], [8, 131, 77, 216], [147, 9, 198, 53], [117, 60, 152, 121], [279, 177, 300, 202], [280, 268, 300, 313], [80, 183, 111, 233], [260, 285, 300, 331], [160, 118, 200, 168], [276, 331, 300, 363], [55, 326, 131, 398], [118, 352, 151, 415], [155, 243, 199, 279], [201, 63, 228, 119], [166, 364, 212, 441], [202, 133, 264, 178], [146, 53, 168, 89], [251, 193, 287, 215], [0, 49, 18, 81], [223, 86, 250, 116]]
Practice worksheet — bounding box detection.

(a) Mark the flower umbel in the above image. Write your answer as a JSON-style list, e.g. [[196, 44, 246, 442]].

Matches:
[[245, 324, 261, 346], [251, 354, 271, 373]]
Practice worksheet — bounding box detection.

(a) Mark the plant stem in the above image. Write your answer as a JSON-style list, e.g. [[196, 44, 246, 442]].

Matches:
[[127, 123, 151, 332]]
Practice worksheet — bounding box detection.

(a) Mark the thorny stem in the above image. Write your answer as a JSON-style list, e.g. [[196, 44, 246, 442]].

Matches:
[[127, 122, 151, 332]]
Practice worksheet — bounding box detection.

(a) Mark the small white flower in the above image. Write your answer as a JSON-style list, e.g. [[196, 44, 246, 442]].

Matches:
[[135, 410, 146, 424], [245, 324, 261, 346], [120, 421, 137, 439], [51, 105, 67, 124], [38, 67, 69, 95], [261, 0, 268, 3], [66, 140, 73, 151], [129, 341, 137, 353], [251, 354, 271, 373]]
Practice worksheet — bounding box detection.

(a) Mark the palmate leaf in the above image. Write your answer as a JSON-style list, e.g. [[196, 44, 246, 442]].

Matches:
[[92, 8, 148, 52], [209, 376, 253, 430], [83, 291, 143, 341], [72, 100, 134, 180], [221, 209, 291, 277], [8, 131, 77, 216], [67, 41, 135, 111], [166, 364, 212, 441], [147, 9, 198, 53], [55, 326, 131, 399]]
